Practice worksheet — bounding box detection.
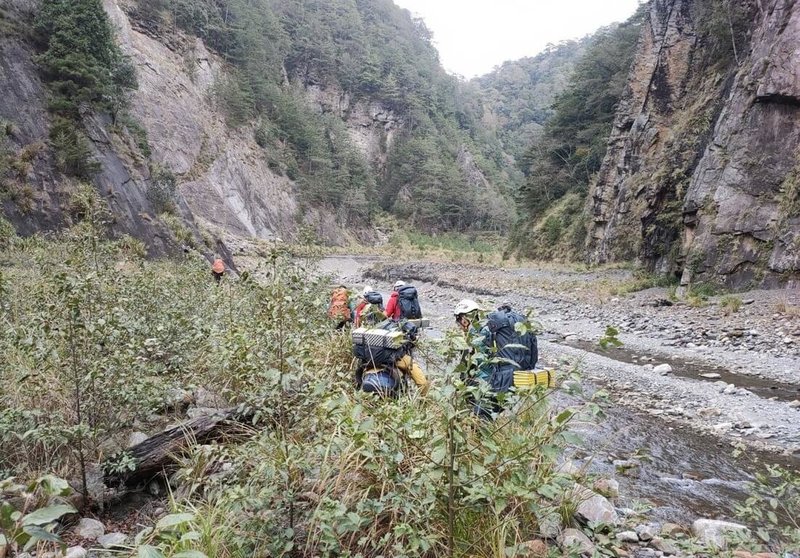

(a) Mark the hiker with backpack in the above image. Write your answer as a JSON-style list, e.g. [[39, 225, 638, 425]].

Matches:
[[454, 299, 496, 418], [355, 286, 386, 327], [385, 280, 423, 321], [328, 285, 352, 330], [211, 256, 225, 284], [453, 299, 541, 419], [353, 320, 429, 398]]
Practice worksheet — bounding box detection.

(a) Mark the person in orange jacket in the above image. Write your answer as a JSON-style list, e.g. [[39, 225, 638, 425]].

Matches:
[[211, 257, 225, 284], [383, 280, 405, 320]]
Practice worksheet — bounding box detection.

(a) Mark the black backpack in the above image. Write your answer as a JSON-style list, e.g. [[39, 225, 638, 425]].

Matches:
[[397, 285, 422, 319], [352, 320, 411, 368], [485, 309, 538, 371], [364, 291, 384, 307]]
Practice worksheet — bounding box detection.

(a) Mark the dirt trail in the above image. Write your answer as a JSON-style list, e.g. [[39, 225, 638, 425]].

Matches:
[[319, 255, 800, 525]]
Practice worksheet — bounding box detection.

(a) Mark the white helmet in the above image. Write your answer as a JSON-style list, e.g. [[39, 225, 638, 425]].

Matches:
[[454, 299, 481, 316], [393, 280, 406, 289], [363, 285, 373, 296]]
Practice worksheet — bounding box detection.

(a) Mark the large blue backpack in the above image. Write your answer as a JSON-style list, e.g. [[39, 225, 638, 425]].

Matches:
[[397, 285, 422, 319], [485, 309, 538, 392]]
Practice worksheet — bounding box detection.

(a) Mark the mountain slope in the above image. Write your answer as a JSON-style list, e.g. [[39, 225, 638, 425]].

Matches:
[[473, 39, 589, 161], [0, 0, 518, 251]]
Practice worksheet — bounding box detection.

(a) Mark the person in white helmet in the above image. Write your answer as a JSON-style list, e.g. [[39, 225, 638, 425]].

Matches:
[[384, 280, 406, 320], [354, 285, 386, 327], [453, 299, 500, 419]]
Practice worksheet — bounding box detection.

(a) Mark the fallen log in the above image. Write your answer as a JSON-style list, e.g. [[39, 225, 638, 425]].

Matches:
[[104, 407, 253, 488]]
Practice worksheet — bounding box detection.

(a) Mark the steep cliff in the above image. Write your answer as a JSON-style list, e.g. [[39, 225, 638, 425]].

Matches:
[[1, 0, 511, 251], [0, 0, 199, 255], [588, 0, 800, 288]]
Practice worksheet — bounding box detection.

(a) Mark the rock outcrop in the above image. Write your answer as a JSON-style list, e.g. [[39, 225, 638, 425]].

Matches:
[[0, 0, 195, 255], [588, 0, 800, 288]]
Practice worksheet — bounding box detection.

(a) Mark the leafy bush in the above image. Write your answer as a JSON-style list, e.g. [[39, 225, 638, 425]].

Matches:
[[148, 164, 178, 214], [735, 464, 800, 551], [49, 117, 99, 178], [1, 230, 597, 556], [0, 475, 76, 554], [0, 215, 15, 249]]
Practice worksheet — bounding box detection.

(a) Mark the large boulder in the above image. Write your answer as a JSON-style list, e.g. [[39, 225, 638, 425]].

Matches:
[[75, 517, 105, 540], [692, 518, 749, 548], [572, 484, 619, 525], [559, 528, 595, 555]]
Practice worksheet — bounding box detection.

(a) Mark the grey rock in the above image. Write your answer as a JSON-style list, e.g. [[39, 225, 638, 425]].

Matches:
[[574, 485, 619, 525], [75, 517, 105, 540], [592, 477, 620, 499], [691, 518, 748, 548], [127, 431, 149, 447], [65, 546, 88, 558], [559, 528, 595, 555], [653, 364, 673, 375], [194, 387, 226, 408], [535, 510, 562, 539], [699, 373, 722, 379], [635, 523, 658, 542], [556, 461, 582, 477], [660, 523, 683, 537], [97, 532, 128, 549], [186, 406, 221, 419], [616, 530, 640, 543]]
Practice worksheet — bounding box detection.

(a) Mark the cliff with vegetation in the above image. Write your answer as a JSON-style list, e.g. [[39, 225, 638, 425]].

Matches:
[[0, 0, 518, 252], [587, 0, 800, 288]]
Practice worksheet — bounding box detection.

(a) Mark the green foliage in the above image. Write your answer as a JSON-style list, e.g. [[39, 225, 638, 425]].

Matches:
[[509, 7, 646, 257], [0, 475, 76, 555], [0, 215, 16, 249], [517, 11, 646, 221], [475, 40, 589, 160], [720, 295, 742, 315], [598, 325, 623, 350], [33, 0, 137, 177], [0, 227, 599, 556], [119, 114, 152, 158], [692, 0, 756, 67], [148, 164, 178, 214], [49, 117, 99, 179], [136, 0, 514, 232], [735, 464, 800, 550]]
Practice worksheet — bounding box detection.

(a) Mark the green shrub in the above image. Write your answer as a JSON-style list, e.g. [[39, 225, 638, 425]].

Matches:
[[720, 295, 742, 315], [49, 117, 99, 178], [0, 215, 15, 249], [148, 164, 178, 214]]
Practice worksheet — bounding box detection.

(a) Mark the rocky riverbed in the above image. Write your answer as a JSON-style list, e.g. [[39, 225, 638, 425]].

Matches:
[[320, 255, 800, 527]]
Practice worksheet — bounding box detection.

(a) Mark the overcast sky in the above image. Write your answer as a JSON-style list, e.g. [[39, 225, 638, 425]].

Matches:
[[392, 0, 644, 78]]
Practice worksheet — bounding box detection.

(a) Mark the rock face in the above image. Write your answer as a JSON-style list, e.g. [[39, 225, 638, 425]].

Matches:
[[588, 0, 800, 289], [0, 0, 404, 247], [75, 517, 105, 540], [0, 0, 194, 255]]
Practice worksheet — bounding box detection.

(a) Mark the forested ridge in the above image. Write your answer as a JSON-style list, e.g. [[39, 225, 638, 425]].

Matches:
[[129, 0, 524, 232]]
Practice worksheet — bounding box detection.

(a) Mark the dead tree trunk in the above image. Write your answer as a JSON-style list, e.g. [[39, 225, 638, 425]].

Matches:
[[104, 408, 252, 487]]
